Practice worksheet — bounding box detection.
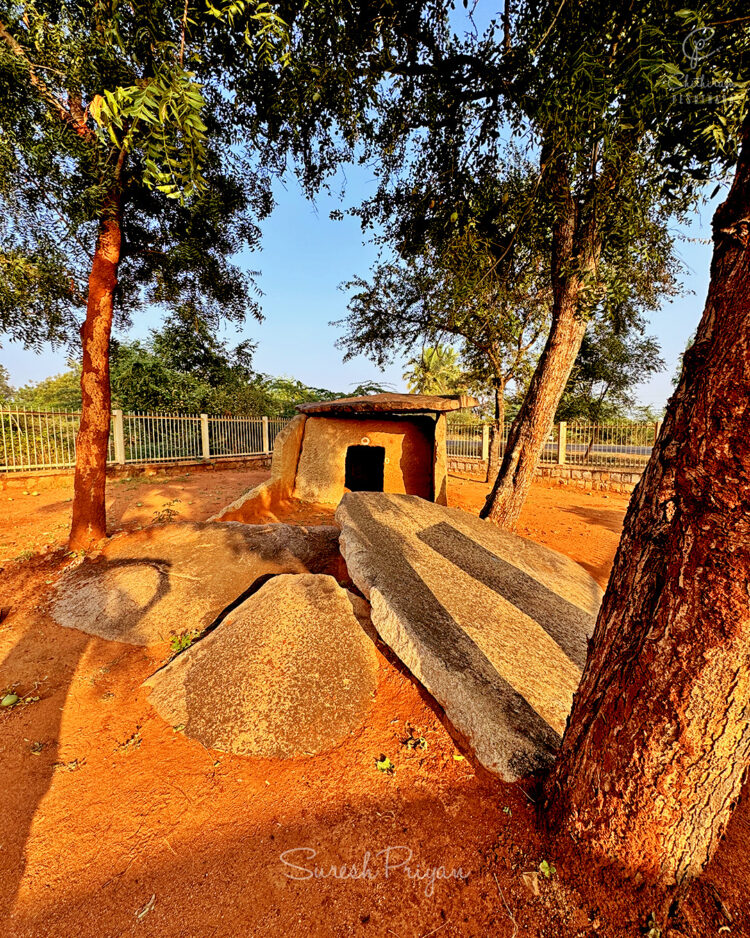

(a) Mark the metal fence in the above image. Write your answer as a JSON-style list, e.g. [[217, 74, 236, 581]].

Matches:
[[0, 407, 115, 471], [0, 405, 290, 473], [446, 418, 660, 470], [122, 412, 203, 464], [1, 405, 660, 474]]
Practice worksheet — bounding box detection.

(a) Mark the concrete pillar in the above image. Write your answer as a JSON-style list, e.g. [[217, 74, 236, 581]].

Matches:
[[112, 409, 126, 464], [558, 421, 567, 464], [481, 424, 490, 462], [433, 414, 448, 505], [200, 414, 210, 460], [262, 415, 270, 453]]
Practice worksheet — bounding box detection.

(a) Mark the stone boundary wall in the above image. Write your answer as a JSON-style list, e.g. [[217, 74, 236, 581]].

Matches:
[[448, 455, 642, 495], [0, 454, 272, 490]]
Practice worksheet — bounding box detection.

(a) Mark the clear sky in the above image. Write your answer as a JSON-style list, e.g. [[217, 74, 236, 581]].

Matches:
[[0, 162, 725, 412]]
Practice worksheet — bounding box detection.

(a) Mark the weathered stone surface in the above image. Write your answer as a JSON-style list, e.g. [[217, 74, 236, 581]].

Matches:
[[335, 492, 603, 780], [50, 521, 345, 646], [144, 574, 378, 757], [294, 416, 434, 505], [433, 413, 448, 505], [297, 392, 478, 415], [211, 414, 307, 522]]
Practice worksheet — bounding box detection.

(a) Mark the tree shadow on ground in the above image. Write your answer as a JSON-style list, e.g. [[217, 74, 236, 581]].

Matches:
[[557, 504, 627, 536], [0, 557, 171, 921]]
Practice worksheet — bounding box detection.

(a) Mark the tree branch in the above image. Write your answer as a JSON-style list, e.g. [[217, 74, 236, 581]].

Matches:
[[0, 20, 95, 142]]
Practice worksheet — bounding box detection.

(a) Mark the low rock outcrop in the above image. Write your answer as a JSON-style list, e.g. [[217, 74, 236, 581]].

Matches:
[[144, 574, 378, 757], [50, 521, 345, 645]]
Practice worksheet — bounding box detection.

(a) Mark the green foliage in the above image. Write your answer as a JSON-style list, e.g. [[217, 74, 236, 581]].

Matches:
[[0, 364, 12, 401], [402, 345, 467, 395], [254, 376, 337, 416], [349, 380, 392, 397], [152, 498, 181, 523], [375, 754, 395, 774], [538, 859, 556, 879], [170, 629, 200, 653], [0, 0, 287, 350], [0, 683, 40, 708], [672, 333, 695, 387], [556, 319, 665, 422], [257, 1, 747, 442], [109, 308, 266, 414], [253, 377, 391, 417], [11, 366, 82, 410], [9, 325, 389, 417]]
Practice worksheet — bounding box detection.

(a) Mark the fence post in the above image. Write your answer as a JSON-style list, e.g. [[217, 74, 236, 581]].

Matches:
[[262, 415, 270, 454], [113, 409, 126, 465], [481, 425, 490, 462], [200, 414, 210, 460], [654, 420, 662, 445], [557, 421, 567, 464]]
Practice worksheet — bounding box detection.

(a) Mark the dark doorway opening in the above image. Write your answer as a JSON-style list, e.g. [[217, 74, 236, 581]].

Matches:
[[345, 445, 385, 492]]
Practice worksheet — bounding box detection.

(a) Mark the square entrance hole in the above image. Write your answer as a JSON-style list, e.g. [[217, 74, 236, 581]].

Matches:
[[344, 445, 385, 492]]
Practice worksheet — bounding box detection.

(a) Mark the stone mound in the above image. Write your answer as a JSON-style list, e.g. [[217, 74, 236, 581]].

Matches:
[[144, 574, 378, 757], [335, 492, 603, 780], [50, 521, 346, 646]]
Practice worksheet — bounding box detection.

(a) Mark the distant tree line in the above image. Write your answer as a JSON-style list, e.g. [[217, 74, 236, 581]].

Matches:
[[402, 328, 665, 425], [0, 312, 390, 417]]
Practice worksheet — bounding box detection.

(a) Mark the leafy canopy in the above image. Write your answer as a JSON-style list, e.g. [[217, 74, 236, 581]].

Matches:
[[0, 0, 287, 349], [402, 345, 468, 396]]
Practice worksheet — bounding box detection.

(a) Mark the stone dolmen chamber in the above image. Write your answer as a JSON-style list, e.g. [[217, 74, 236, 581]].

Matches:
[[213, 392, 478, 522]]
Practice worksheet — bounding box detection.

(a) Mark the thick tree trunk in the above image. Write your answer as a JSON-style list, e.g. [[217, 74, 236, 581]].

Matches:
[[485, 381, 505, 482], [480, 288, 587, 527], [69, 202, 122, 551], [545, 121, 750, 887]]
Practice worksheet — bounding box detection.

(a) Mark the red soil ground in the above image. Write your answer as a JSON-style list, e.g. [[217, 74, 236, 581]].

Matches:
[[0, 468, 747, 937]]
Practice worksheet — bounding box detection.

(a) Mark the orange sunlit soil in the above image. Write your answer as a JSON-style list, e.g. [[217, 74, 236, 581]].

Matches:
[[0, 468, 747, 936]]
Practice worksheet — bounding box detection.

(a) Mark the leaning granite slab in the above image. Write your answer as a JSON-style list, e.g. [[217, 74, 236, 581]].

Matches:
[[49, 521, 345, 646], [144, 574, 378, 757], [335, 492, 603, 780]]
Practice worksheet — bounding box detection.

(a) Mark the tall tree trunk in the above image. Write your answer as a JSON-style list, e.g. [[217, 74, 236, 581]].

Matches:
[[481, 153, 596, 529], [545, 119, 750, 888], [481, 293, 586, 527], [486, 379, 505, 482], [69, 199, 122, 551]]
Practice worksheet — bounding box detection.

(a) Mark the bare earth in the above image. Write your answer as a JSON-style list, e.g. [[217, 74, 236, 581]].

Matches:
[[0, 467, 747, 937]]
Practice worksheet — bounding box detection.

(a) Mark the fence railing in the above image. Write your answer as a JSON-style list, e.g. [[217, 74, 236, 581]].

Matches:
[[446, 419, 661, 470], [1, 406, 660, 474], [0, 406, 290, 473]]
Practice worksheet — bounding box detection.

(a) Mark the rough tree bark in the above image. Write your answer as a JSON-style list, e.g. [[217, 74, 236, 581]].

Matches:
[[481, 159, 596, 529], [545, 119, 750, 887], [69, 196, 123, 551]]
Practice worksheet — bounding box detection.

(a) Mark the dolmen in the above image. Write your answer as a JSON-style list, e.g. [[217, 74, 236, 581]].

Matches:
[[49, 495, 602, 779]]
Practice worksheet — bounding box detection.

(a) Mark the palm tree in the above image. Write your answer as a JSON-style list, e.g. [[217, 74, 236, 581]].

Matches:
[[403, 345, 467, 395]]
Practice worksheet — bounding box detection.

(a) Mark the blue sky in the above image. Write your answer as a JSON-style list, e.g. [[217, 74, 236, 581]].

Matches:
[[0, 164, 723, 411]]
